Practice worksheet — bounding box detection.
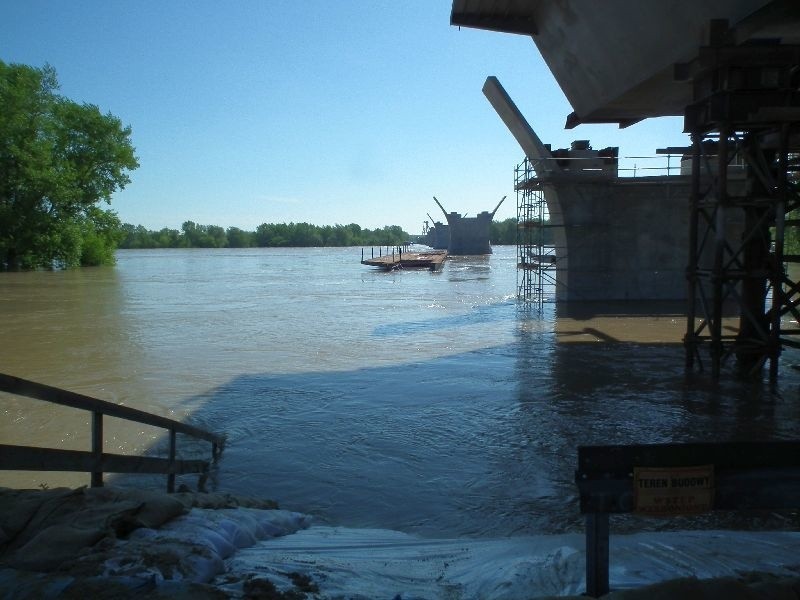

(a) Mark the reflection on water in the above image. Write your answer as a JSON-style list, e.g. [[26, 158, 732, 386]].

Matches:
[[1, 247, 799, 536]]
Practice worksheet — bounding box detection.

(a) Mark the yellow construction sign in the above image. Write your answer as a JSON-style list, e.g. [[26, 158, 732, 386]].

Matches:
[[633, 465, 714, 516]]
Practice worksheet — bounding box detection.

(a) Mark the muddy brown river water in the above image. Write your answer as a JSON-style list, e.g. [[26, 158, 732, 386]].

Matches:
[[2, 247, 799, 536]]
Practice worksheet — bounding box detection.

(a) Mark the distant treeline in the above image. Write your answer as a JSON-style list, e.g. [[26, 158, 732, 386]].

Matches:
[[120, 218, 558, 250], [119, 221, 409, 249], [489, 218, 556, 246]]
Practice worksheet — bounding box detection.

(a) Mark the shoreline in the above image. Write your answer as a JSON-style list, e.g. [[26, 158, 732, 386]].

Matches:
[[2, 485, 799, 599]]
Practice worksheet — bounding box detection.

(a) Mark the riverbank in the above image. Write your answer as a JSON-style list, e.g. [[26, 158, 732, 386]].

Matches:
[[0, 485, 309, 599], [2, 486, 799, 599]]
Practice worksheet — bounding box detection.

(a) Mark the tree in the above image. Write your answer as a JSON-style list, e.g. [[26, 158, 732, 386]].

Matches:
[[118, 220, 411, 248], [206, 225, 227, 248], [78, 206, 125, 266], [226, 226, 254, 248], [0, 60, 138, 270]]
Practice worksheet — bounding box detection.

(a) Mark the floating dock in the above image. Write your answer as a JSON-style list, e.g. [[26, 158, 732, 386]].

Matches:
[[361, 249, 447, 271]]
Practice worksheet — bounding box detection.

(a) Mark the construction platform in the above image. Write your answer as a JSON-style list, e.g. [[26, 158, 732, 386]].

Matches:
[[361, 249, 447, 271]]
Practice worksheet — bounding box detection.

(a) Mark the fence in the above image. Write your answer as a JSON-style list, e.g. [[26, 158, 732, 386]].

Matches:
[[0, 373, 225, 492]]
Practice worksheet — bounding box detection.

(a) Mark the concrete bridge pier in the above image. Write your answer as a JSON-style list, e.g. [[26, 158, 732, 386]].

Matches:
[[432, 195, 505, 255], [484, 76, 708, 302]]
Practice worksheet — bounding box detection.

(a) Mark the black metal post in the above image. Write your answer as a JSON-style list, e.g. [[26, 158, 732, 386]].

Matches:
[[770, 124, 790, 383], [685, 132, 702, 371], [710, 129, 729, 378], [585, 513, 610, 597]]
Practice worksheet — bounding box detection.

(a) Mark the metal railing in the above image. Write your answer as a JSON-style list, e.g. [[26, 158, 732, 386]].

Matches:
[[522, 153, 749, 179], [0, 373, 225, 492]]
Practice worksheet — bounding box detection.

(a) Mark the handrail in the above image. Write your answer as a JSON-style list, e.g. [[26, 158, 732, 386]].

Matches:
[[0, 373, 225, 492], [523, 153, 749, 178]]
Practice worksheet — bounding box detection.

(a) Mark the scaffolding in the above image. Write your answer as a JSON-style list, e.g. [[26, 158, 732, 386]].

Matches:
[[683, 36, 800, 381], [515, 157, 556, 309]]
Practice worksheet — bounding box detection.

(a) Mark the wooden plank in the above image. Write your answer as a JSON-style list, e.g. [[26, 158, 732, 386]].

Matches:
[[0, 444, 209, 475], [578, 441, 800, 473], [578, 469, 800, 513], [0, 373, 224, 447], [577, 442, 800, 597], [577, 442, 800, 514]]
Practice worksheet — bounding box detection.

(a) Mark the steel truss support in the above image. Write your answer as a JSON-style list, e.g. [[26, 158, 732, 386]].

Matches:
[[683, 37, 800, 381]]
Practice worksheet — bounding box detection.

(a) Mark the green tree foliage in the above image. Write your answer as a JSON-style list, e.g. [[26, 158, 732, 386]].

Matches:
[[119, 221, 409, 249], [786, 154, 800, 255], [180, 221, 229, 248], [490, 217, 556, 246], [0, 61, 138, 270], [120, 224, 183, 249], [226, 226, 255, 248], [786, 212, 800, 255], [489, 218, 517, 245], [79, 206, 126, 266]]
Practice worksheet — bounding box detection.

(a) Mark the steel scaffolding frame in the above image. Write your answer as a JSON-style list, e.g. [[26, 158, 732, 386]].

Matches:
[[515, 157, 556, 308], [683, 38, 800, 381]]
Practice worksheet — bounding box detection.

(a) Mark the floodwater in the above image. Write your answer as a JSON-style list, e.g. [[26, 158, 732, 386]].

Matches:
[[2, 246, 800, 537]]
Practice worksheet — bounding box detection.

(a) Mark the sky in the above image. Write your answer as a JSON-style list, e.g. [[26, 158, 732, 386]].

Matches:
[[1, 1, 692, 234]]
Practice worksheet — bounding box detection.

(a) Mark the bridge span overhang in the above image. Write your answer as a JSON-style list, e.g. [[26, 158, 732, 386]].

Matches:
[[451, 0, 800, 127]]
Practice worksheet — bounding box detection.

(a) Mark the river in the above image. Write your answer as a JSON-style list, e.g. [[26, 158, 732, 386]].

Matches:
[[2, 246, 799, 537]]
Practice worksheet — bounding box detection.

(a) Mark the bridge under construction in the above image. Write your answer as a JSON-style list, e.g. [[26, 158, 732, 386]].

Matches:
[[451, 0, 800, 381]]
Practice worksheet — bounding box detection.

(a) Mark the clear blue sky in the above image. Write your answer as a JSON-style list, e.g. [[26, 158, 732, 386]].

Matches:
[[2, 1, 690, 234]]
